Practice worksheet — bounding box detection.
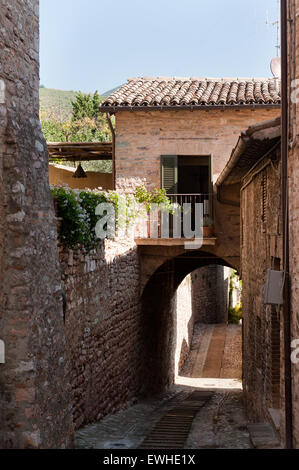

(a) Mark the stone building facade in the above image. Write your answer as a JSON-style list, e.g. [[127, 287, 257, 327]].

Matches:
[[286, 0, 299, 449], [101, 78, 281, 324], [101, 78, 280, 195], [216, 118, 285, 442], [0, 0, 73, 448], [240, 136, 283, 428], [213, 1, 299, 449]]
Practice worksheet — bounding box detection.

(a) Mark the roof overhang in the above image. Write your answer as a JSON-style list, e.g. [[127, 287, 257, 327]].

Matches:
[[216, 117, 281, 187], [100, 104, 281, 114]]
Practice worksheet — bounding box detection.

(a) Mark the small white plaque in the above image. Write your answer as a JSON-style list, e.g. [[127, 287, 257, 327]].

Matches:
[[0, 339, 5, 364], [0, 80, 5, 104]]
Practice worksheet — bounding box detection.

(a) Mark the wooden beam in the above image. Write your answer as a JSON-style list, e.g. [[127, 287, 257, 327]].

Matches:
[[47, 141, 113, 162]]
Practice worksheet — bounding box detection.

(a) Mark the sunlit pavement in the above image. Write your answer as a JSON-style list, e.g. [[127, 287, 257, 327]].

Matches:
[[76, 323, 250, 449], [176, 377, 242, 390]]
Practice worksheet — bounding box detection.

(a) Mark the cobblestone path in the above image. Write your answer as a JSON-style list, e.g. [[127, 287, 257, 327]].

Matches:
[[76, 323, 251, 449]]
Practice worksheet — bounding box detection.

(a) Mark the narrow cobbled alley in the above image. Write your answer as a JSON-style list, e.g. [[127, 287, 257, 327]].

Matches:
[[76, 323, 257, 449]]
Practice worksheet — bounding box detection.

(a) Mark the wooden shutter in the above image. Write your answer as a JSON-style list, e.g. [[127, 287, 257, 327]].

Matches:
[[161, 155, 178, 194]]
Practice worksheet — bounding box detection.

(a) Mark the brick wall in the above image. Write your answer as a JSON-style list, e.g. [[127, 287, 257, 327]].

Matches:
[[114, 108, 280, 273], [0, 0, 73, 448], [115, 108, 280, 192]]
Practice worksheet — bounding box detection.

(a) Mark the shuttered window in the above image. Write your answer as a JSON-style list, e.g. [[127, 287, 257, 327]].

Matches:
[[161, 155, 178, 194]]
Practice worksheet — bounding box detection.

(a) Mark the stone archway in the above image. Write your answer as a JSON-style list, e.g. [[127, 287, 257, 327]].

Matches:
[[138, 250, 236, 395]]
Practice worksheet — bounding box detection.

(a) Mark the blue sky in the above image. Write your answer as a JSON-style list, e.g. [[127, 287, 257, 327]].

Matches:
[[40, 0, 280, 94]]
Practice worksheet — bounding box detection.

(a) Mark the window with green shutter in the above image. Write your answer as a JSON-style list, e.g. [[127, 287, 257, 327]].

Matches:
[[161, 155, 178, 194]]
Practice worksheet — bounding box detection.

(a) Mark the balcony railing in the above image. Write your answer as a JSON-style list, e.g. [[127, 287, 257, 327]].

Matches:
[[135, 193, 214, 240]]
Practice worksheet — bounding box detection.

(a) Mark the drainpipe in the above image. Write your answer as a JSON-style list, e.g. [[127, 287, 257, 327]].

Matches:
[[281, 0, 293, 449], [106, 113, 116, 189]]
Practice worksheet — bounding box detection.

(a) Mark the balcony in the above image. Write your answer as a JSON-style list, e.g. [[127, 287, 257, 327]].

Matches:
[[135, 193, 216, 246]]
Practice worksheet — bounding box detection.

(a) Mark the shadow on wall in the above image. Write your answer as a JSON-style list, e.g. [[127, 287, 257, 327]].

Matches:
[[139, 259, 177, 396]]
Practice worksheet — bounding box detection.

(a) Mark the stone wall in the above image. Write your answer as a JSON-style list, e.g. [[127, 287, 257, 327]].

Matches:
[[59, 239, 199, 425], [59, 237, 142, 429], [0, 0, 73, 448], [191, 265, 230, 324], [241, 147, 283, 431], [287, 0, 299, 449]]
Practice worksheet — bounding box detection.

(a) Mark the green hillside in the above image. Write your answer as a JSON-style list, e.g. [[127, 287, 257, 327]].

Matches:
[[39, 87, 78, 120], [39, 86, 121, 118], [101, 85, 122, 98]]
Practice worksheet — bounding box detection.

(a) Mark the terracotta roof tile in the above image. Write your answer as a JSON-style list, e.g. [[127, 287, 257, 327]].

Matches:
[[101, 77, 281, 109]]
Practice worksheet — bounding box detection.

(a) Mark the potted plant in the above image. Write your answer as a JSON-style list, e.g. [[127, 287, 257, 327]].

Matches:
[[203, 215, 214, 237]]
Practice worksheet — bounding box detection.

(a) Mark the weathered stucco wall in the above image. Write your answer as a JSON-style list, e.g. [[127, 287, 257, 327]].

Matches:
[[0, 0, 73, 448], [49, 164, 113, 190]]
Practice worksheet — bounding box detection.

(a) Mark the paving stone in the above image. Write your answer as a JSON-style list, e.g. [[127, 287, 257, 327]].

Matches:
[[76, 324, 248, 449]]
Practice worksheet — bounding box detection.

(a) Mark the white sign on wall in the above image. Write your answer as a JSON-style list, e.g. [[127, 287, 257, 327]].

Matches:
[[0, 340, 5, 364], [0, 80, 5, 104]]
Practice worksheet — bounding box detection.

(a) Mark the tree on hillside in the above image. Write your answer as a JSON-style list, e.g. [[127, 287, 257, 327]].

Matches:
[[41, 90, 114, 172], [41, 90, 113, 143], [69, 90, 111, 141], [71, 91, 101, 120]]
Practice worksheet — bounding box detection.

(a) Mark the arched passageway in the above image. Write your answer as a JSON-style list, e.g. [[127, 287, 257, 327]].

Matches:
[[139, 249, 240, 395]]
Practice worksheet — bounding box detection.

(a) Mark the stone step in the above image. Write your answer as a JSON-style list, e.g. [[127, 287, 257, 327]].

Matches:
[[268, 408, 280, 432], [247, 422, 281, 449]]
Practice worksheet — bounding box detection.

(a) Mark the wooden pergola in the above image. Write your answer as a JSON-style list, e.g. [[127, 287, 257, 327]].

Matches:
[[48, 142, 113, 162]]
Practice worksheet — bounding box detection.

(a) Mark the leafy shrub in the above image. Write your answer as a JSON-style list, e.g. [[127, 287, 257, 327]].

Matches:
[[135, 185, 176, 214], [51, 186, 105, 251], [51, 185, 174, 251], [228, 304, 242, 324]]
